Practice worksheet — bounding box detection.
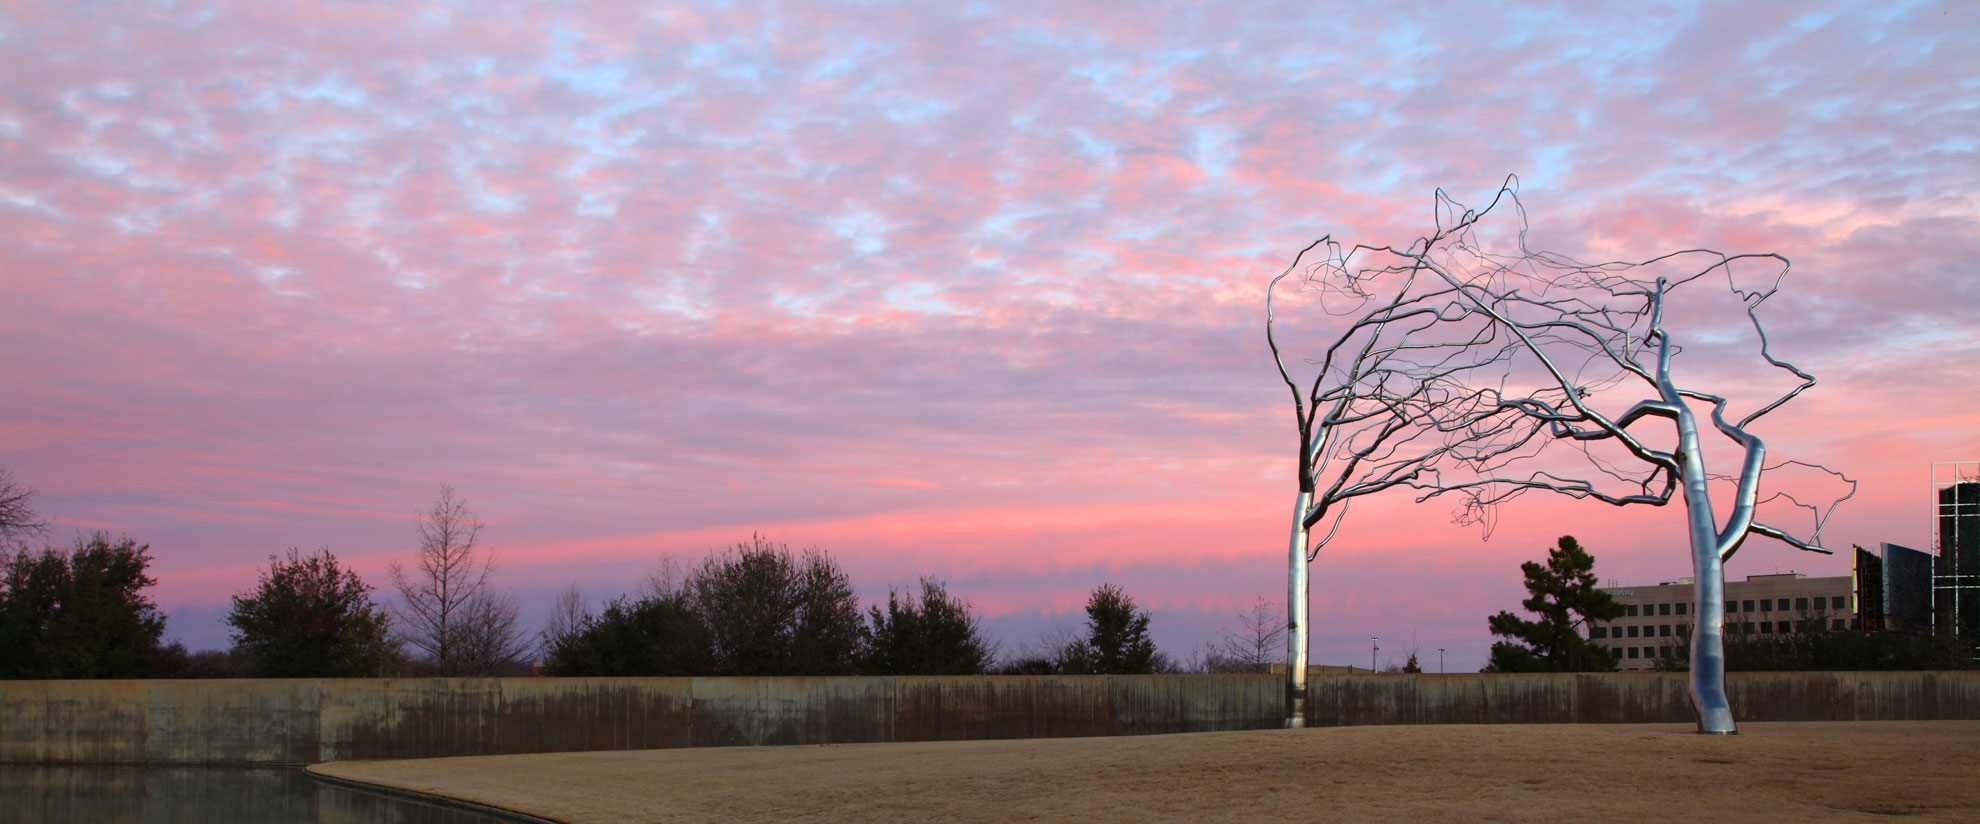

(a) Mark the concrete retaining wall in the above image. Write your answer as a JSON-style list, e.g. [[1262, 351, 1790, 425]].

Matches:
[[1304, 671, 1980, 726], [4, 671, 1975, 765]]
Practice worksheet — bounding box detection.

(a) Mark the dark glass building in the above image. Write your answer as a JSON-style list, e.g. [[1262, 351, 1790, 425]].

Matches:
[[1935, 481, 1980, 646]]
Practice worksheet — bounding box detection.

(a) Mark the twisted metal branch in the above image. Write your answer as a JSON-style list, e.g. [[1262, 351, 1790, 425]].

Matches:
[[1282, 176, 1853, 734]]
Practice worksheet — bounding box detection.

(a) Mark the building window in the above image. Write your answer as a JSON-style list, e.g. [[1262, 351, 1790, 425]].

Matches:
[[1832, 596, 1846, 609], [1834, 618, 1846, 631], [1659, 603, 1671, 616], [1676, 602, 1688, 615], [1628, 647, 1639, 659], [1592, 626, 1607, 639], [1627, 625, 1639, 638], [1760, 599, 1773, 612], [1659, 625, 1672, 637], [1627, 604, 1639, 617], [1743, 600, 1755, 612], [1761, 621, 1773, 634], [1796, 597, 1809, 611]]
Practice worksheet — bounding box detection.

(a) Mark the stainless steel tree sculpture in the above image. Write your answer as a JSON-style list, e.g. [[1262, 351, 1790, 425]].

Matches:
[[1266, 229, 1546, 726], [1368, 178, 1850, 734]]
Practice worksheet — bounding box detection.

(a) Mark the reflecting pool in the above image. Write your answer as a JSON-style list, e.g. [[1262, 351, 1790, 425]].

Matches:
[[1, 765, 510, 823]]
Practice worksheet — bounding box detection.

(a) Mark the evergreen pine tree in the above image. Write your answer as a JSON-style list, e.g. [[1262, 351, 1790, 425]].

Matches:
[[1484, 536, 1624, 672], [1060, 583, 1158, 674], [862, 578, 993, 675]]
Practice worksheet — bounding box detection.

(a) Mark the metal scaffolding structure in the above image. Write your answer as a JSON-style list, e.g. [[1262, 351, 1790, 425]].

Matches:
[[1930, 461, 1980, 658]]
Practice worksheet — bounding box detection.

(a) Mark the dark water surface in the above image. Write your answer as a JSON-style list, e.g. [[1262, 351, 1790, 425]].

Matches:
[[1, 765, 510, 823]]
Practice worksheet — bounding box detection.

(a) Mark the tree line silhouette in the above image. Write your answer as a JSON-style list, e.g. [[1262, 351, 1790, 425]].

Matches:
[[0, 472, 1181, 679]]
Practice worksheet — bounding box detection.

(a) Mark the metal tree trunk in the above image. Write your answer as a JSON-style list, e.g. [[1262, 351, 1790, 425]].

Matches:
[[1286, 490, 1312, 727], [1673, 402, 1737, 734]]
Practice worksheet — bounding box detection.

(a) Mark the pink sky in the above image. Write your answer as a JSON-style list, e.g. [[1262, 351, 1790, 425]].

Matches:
[[3, 1, 1976, 671]]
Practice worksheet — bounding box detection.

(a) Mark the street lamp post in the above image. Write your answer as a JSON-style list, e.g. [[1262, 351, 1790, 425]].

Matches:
[[1438, 648, 1445, 674], [1370, 636, 1379, 672]]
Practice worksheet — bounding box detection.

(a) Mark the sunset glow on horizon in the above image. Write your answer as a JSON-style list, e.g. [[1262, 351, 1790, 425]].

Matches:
[[4, 1, 1976, 671]]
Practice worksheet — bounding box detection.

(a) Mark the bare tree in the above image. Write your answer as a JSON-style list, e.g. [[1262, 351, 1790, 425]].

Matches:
[[0, 469, 49, 542], [536, 582, 590, 663], [390, 485, 528, 676], [1267, 232, 1545, 724], [638, 556, 688, 600], [455, 586, 527, 674], [1207, 595, 1287, 674], [1329, 177, 1852, 734], [992, 626, 1082, 675]]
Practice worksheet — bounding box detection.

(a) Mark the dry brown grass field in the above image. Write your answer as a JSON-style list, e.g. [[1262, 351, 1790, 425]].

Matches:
[[312, 721, 1980, 823]]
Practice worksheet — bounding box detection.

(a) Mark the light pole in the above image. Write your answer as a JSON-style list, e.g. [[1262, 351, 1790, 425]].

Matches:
[[1438, 648, 1445, 674], [1370, 636, 1379, 672]]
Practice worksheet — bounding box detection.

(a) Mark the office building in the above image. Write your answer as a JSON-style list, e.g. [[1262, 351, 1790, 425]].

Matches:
[[1587, 573, 1854, 671], [1857, 542, 1935, 634], [1933, 474, 1980, 646]]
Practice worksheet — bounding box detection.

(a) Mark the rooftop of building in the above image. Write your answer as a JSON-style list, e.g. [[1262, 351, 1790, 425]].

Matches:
[[1601, 571, 1831, 592]]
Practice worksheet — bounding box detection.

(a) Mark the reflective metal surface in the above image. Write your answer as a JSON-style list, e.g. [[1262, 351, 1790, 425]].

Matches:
[[0, 765, 506, 823], [1277, 177, 1852, 734], [1404, 179, 1848, 734], [1285, 489, 1311, 727], [1266, 234, 1537, 727]]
